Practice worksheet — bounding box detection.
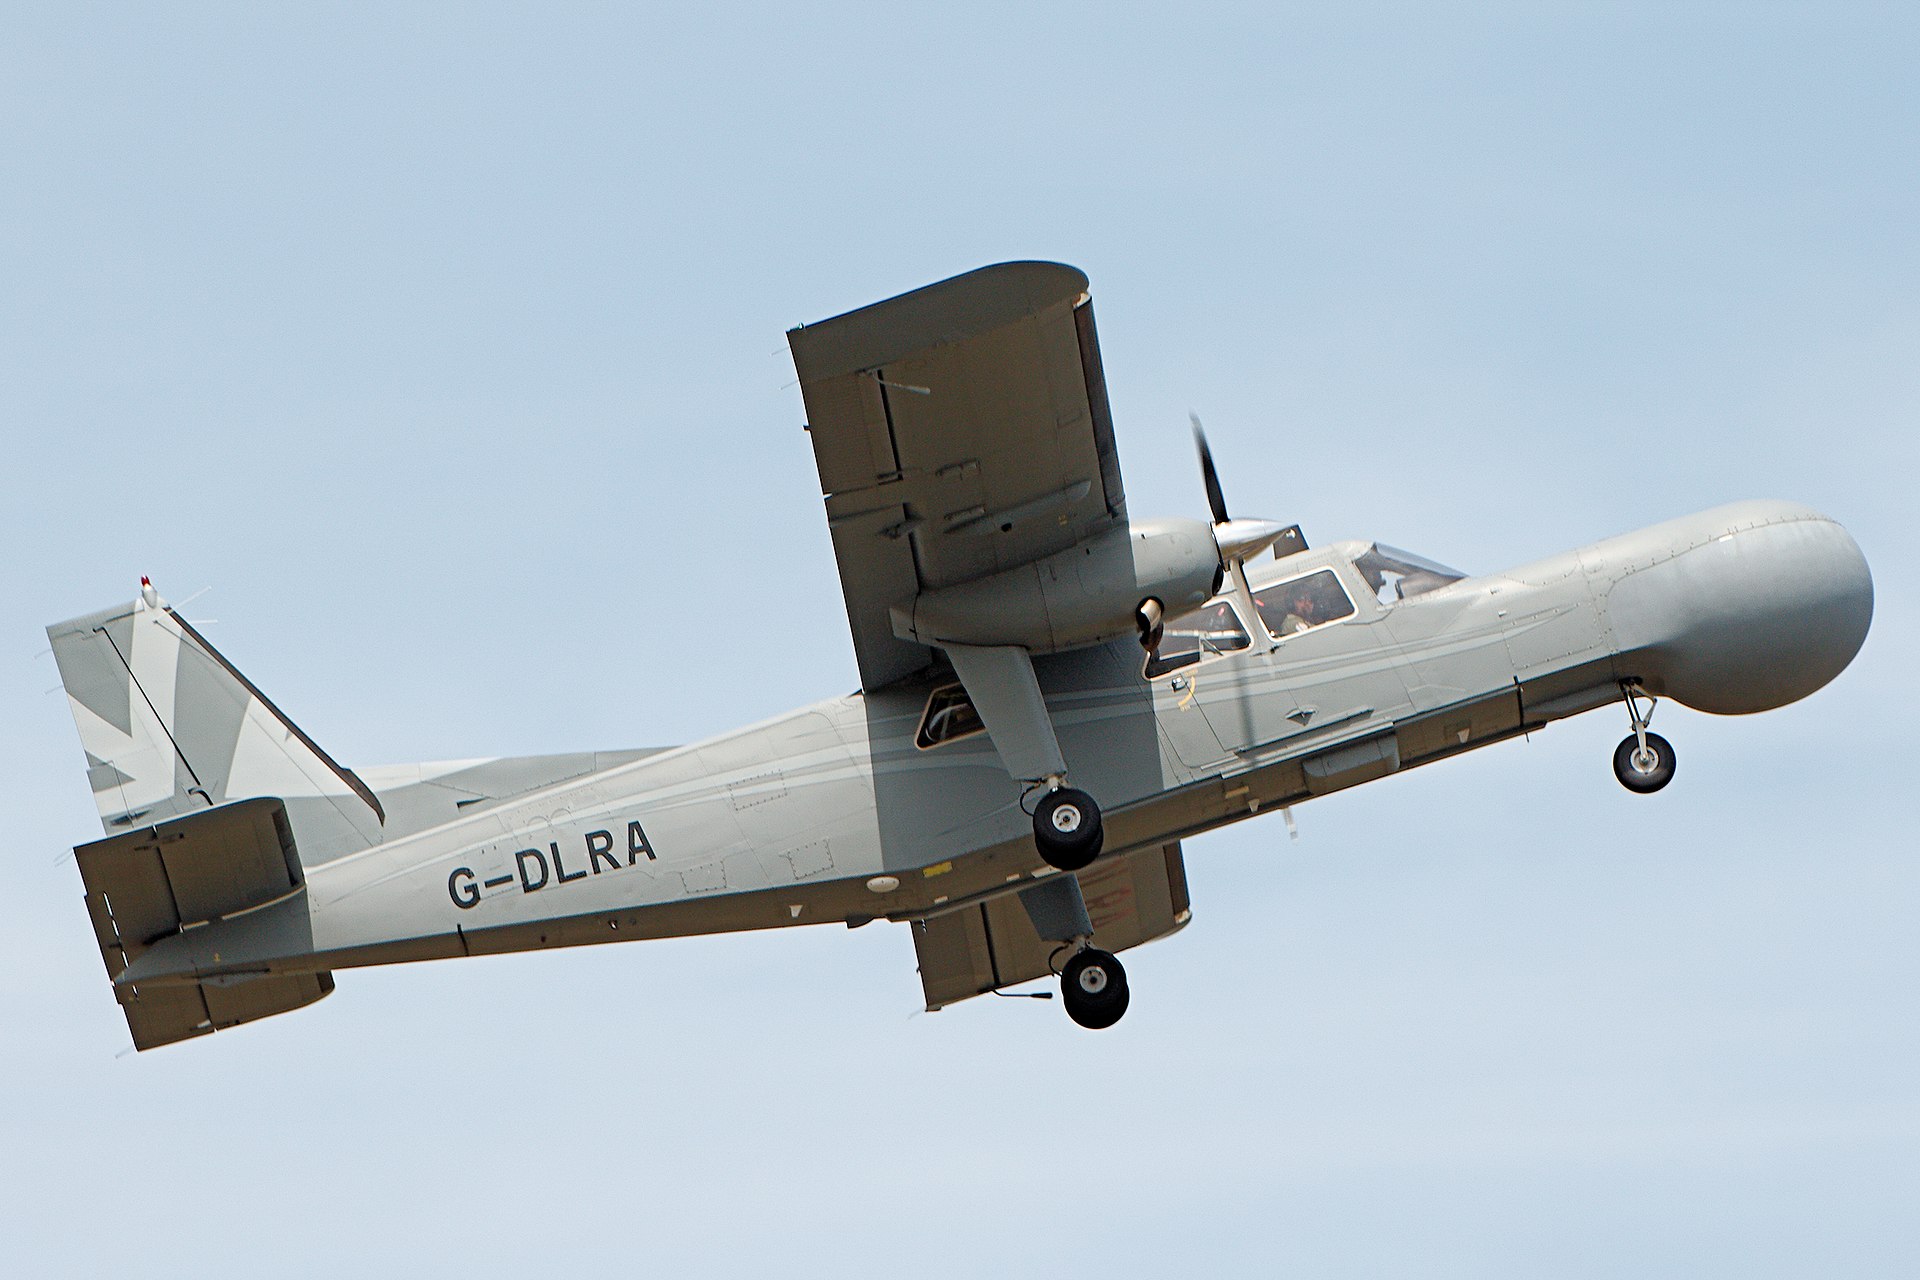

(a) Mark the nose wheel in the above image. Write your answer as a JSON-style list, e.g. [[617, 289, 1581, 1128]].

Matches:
[[1032, 786, 1104, 871], [1614, 732, 1676, 792], [1059, 947, 1129, 1029], [1613, 682, 1677, 793]]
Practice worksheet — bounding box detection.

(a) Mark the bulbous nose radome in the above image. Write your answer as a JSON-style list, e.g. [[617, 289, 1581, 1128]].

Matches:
[[1604, 505, 1873, 715]]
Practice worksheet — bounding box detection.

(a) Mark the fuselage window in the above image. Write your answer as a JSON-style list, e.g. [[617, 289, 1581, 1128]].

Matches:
[[1144, 600, 1250, 679], [916, 683, 986, 749], [1253, 569, 1356, 639]]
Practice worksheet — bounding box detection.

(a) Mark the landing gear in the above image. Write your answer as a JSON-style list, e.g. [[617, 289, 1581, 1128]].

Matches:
[[1032, 786, 1103, 871], [1614, 732, 1675, 792], [1613, 681, 1676, 793], [1059, 947, 1129, 1029], [1019, 877, 1126, 1028]]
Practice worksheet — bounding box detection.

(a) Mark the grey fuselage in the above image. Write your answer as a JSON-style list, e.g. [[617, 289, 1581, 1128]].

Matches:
[[115, 499, 1874, 991]]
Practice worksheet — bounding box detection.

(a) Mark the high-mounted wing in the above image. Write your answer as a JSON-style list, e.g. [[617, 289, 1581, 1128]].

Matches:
[[788, 261, 1125, 691]]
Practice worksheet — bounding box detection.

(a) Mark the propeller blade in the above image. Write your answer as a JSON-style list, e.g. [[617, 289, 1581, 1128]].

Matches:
[[1191, 413, 1230, 525]]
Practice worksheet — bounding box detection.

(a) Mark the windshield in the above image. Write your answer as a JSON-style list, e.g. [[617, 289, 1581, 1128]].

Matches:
[[1354, 543, 1466, 604]]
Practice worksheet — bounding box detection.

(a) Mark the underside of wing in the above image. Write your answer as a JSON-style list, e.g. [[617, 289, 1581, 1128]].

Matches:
[[911, 843, 1191, 1010], [789, 261, 1126, 690]]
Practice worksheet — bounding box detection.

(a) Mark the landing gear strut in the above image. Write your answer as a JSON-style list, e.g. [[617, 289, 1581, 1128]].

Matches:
[[1032, 785, 1104, 871], [1019, 876, 1127, 1028], [1058, 946, 1129, 1029], [1613, 681, 1676, 793]]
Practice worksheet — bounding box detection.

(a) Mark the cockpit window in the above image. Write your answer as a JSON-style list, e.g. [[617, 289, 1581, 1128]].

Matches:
[[1354, 543, 1466, 604], [1253, 569, 1356, 638], [915, 684, 984, 749], [1144, 599, 1249, 679]]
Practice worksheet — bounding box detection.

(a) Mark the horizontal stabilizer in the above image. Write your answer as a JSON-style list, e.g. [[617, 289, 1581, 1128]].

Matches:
[[111, 971, 333, 1053], [912, 843, 1191, 1010], [76, 797, 331, 1050]]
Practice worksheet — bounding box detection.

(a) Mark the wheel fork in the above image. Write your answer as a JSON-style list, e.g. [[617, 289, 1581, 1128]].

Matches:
[[1622, 680, 1659, 769]]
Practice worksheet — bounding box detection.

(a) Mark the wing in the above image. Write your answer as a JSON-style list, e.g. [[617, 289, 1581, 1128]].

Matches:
[[788, 261, 1126, 691], [911, 843, 1191, 1010]]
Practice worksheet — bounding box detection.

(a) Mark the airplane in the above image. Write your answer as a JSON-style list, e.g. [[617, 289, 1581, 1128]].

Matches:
[[47, 261, 1874, 1048]]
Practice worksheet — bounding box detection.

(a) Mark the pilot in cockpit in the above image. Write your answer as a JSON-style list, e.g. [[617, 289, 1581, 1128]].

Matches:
[[1278, 582, 1325, 635]]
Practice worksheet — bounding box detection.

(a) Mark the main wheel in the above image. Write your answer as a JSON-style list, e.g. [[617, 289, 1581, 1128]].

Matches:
[[1060, 948, 1129, 1030], [1032, 787, 1103, 871], [1613, 731, 1676, 793]]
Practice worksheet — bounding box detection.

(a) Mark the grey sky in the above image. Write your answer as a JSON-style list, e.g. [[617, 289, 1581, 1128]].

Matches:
[[3, 4, 1914, 1276]]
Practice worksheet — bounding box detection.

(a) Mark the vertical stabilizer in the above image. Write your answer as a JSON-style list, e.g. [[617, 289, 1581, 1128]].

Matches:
[[47, 583, 383, 867]]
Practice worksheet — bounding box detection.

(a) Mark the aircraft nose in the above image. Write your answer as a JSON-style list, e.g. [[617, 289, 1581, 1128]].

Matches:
[[1603, 503, 1873, 715]]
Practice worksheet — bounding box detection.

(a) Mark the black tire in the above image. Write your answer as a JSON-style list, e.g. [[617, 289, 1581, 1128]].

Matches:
[[1613, 732, 1676, 793], [1060, 949, 1130, 1030], [1033, 787, 1103, 871]]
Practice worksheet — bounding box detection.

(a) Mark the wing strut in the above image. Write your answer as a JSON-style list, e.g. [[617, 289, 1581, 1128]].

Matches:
[[941, 643, 1105, 872], [940, 644, 1067, 784]]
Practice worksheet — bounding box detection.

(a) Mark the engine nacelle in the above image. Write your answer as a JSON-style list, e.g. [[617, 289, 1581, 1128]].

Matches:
[[892, 516, 1222, 654]]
